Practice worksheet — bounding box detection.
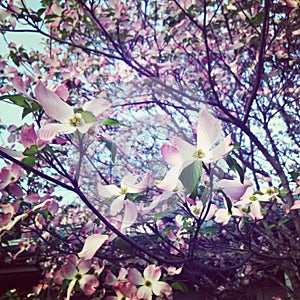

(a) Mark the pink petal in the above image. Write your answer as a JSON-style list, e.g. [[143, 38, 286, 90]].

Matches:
[[250, 201, 263, 220], [290, 200, 300, 210], [11, 76, 27, 94], [34, 81, 73, 123], [144, 264, 161, 282], [121, 200, 138, 230], [203, 134, 233, 163], [110, 195, 125, 216], [82, 97, 111, 117], [61, 257, 78, 280], [122, 172, 151, 193], [137, 286, 152, 300], [54, 84, 69, 101], [19, 124, 37, 148], [152, 281, 172, 296], [156, 165, 182, 191], [292, 187, 300, 196], [197, 109, 222, 151], [77, 122, 95, 134], [214, 208, 231, 225], [204, 203, 218, 220], [79, 274, 99, 296], [161, 142, 181, 166], [78, 234, 108, 260], [128, 268, 144, 285], [38, 123, 75, 141], [172, 137, 196, 167], [215, 179, 252, 201], [77, 259, 92, 274], [66, 278, 77, 300], [97, 182, 121, 198]]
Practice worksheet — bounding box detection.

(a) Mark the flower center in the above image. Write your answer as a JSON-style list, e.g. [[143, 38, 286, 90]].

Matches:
[[144, 280, 152, 287], [249, 195, 257, 201], [68, 113, 83, 127], [75, 273, 82, 280], [193, 207, 201, 216], [193, 149, 205, 159], [265, 188, 277, 196], [120, 187, 127, 195]]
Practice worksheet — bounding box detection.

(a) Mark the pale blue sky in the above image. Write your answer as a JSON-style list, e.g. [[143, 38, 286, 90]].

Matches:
[[0, 0, 44, 135]]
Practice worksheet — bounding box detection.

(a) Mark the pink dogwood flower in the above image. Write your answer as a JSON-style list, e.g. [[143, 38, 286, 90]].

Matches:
[[128, 265, 172, 300], [187, 198, 217, 220], [34, 81, 110, 141], [105, 268, 137, 300], [55, 254, 104, 300], [0, 163, 23, 189], [157, 109, 233, 191], [97, 173, 151, 230]]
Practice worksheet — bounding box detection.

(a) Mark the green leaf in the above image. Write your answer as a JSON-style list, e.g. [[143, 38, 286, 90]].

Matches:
[[179, 160, 202, 195], [0, 95, 41, 119], [222, 192, 233, 215], [101, 118, 126, 126], [103, 139, 117, 163], [153, 211, 168, 221], [171, 282, 189, 293], [279, 188, 288, 196], [225, 156, 244, 183], [23, 144, 38, 156], [81, 111, 97, 123], [22, 156, 35, 167]]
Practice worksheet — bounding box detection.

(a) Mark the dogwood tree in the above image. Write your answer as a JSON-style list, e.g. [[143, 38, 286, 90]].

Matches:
[[0, 0, 299, 299]]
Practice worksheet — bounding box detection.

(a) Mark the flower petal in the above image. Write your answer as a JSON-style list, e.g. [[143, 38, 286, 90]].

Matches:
[[202, 134, 233, 163], [161, 142, 181, 166], [98, 182, 121, 198], [172, 137, 196, 167], [34, 81, 73, 123], [78, 234, 108, 260], [38, 123, 75, 141], [122, 172, 151, 194], [77, 259, 92, 274], [137, 286, 152, 300], [121, 200, 138, 230], [82, 97, 111, 117], [290, 200, 300, 210], [197, 109, 222, 151], [110, 195, 125, 216], [66, 278, 77, 300], [128, 268, 144, 285], [152, 281, 172, 296], [156, 165, 182, 192], [144, 264, 161, 282], [215, 179, 252, 201], [79, 274, 99, 296]]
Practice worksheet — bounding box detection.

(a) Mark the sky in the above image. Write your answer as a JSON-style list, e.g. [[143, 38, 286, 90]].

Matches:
[[0, 0, 44, 140]]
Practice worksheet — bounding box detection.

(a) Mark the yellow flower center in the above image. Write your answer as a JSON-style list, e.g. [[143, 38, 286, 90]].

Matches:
[[75, 273, 82, 280], [144, 280, 152, 287], [120, 187, 127, 195], [193, 149, 205, 159], [68, 113, 83, 127], [265, 188, 277, 196], [249, 195, 257, 201], [193, 207, 201, 215]]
